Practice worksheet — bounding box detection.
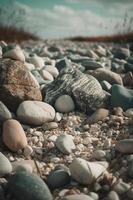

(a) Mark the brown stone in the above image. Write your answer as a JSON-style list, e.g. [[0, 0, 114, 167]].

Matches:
[[0, 59, 42, 111], [3, 119, 27, 152]]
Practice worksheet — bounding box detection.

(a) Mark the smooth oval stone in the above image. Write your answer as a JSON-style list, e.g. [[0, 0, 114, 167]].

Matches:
[[3, 46, 25, 62], [24, 62, 35, 71], [100, 80, 112, 92], [0, 101, 12, 121], [124, 63, 133, 72], [113, 47, 130, 60], [17, 101, 55, 125], [47, 169, 71, 189], [115, 139, 133, 154], [62, 194, 94, 200], [111, 84, 133, 110], [40, 70, 54, 81], [55, 95, 75, 113], [29, 55, 44, 69], [103, 191, 120, 200], [124, 108, 133, 117], [6, 172, 53, 200], [55, 134, 75, 155], [0, 152, 12, 177], [113, 180, 130, 195], [92, 150, 106, 161], [3, 119, 27, 152], [44, 66, 59, 78], [86, 108, 109, 124], [12, 160, 35, 173], [42, 122, 58, 131]]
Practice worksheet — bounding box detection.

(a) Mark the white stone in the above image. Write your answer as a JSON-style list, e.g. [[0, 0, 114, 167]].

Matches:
[[17, 101, 55, 125], [29, 54, 44, 69], [0, 152, 12, 177], [54, 112, 63, 122], [92, 150, 106, 161], [0, 101, 12, 121], [23, 145, 33, 157], [24, 62, 35, 71], [124, 108, 133, 117], [40, 69, 54, 81], [44, 65, 59, 78], [3, 46, 25, 62], [55, 95, 75, 113]]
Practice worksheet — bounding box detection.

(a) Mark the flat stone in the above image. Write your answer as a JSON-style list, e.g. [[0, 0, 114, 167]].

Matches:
[[115, 139, 133, 154], [3, 46, 25, 62], [17, 101, 55, 125], [86, 108, 109, 124], [6, 172, 53, 200], [55, 95, 75, 113], [0, 152, 12, 177], [55, 134, 75, 155], [0, 59, 42, 111], [3, 119, 27, 152], [111, 84, 133, 110], [40, 70, 54, 81], [113, 47, 130, 60], [44, 66, 59, 78]]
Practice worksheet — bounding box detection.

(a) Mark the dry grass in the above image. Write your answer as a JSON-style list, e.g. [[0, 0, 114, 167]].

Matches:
[[0, 25, 39, 42], [69, 32, 133, 43]]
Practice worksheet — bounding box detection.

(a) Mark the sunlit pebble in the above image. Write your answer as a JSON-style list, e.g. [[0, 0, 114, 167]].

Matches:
[[47, 142, 55, 149], [9, 156, 15, 162], [27, 128, 34, 134], [32, 131, 43, 137], [31, 136, 39, 144], [37, 141, 43, 148]]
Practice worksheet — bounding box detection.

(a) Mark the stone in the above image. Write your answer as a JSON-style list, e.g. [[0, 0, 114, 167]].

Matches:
[[54, 112, 63, 122], [100, 80, 112, 92], [123, 71, 133, 87], [29, 54, 44, 69], [24, 62, 35, 71], [0, 59, 42, 111], [47, 169, 71, 189], [6, 172, 53, 200], [113, 180, 130, 195], [111, 84, 133, 110], [0, 101, 12, 121], [43, 68, 107, 113], [42, 122, 58, 131], [55, 95, 75, 113], [127, 188, 133, 199], [55, 134, 75, 154], [40, 70, 54, 81], [128, 161, 133, 178], [116, 139, 133, 154], [70, 158, 108, 185], [124, 108, 133, 117], [124, 63, 133, 72], [12, 160, 35, 173], [103, 191, 120, 200], [0, 152, 12, 177], [3, 119, 27, 152], [92, 150, 106, 161], [31, 70, 46, 85], [3, 46, 25, 62], [86, 108, 109, 124], [113, 47, 130, 59], [44, 66, 59, 78], [55, 58, 70, 71], [61, 194, 94, 200], [23, 145, 33, 157], [86, 68, 123, 85], [17, 101, 55, 125]]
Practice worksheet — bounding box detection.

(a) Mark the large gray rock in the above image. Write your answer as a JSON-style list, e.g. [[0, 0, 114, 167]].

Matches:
[[43, 68, 107, 113]]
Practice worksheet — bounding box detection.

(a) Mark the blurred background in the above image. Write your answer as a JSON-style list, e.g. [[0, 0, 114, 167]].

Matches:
[[0, 0, 133, 41]]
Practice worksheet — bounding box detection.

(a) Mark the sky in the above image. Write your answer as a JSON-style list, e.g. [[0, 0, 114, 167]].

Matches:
[[0, 0, 133, 39]]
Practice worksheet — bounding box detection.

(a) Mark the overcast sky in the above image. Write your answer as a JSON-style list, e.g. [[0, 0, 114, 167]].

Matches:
[[0, 0, 133, 38]]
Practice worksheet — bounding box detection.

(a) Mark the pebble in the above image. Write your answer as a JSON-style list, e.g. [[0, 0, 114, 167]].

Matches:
[[127, 161, 133, 178], [113, 180, 130, 195], [70, 158, 108, 185], [17, 101, 55, 125], [92, 150, 106, 161], [44, 65, 59, 78], [103, 191, 120, 200], [61, 194, 94, 200], [3, 46, 25, 62], [89, 192, 99, 200], [127, 188, 133, 199], [12, 160, 34, 173], [86, 108, 109, 124], [6, 172, 53, 200], [54, 112, 63, 122], [40, 69, 54, 81], [55, 134, 75, 154], [0, 101, 12, 121], [42, 122, 58, 131], [23, 145, 33, 157], [29, 54, 44, 69], [55, 95, 75, 113], [3, 119, 27, 152], [0, 152, 12, 177], [47, 169, 71, 189], [115, 139, 133, 153], [113, 47, 130, 59], [124, 108, 133, 117]]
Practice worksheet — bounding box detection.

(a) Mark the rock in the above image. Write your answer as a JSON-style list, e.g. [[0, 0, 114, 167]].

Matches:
[[47, 169, 71, 189], [54, 112, 63, 122], [89, 192, 99, 200], [111, 84, 133, 110], [113, 180, 130, 195], [127, 188, 133, 199], [24, 62, 35, 71], [3, 46, 25, 62], [115, 139, 133, 154], [13, 163, 33, 173], [55, 95, 75, 113], [55, 58, 70, 71], [17, 101, 55, 125], [12, 160, 35, 173], [123, 71, 133, 86], [100, 80, 112, 92], [95, 45, 106, 57], [86, 68, 123, 85], [0, 59, 42, 111], [3, 119, 27, 152], [23, 145, 33, 157], [31, 69, 46, 85], [0, 152, 12, 177], [61, 194, 94, 200], [43, 68, 107, 113], [124, 108, 133, 117], [92, 150, 106, 161], [113, 47, 130, 59], [6, 172, 53, 200], [42, 122, 58, 131], [86, 108, 109, 124], [0, 101, 12, 121], [103, 191, 120, 200], [81, 60, 103, 70], [44, 66, 59, 78], [70, 158, 108, 185], [29, 54, 44, 69], [40, 70, 54, 81], [124, 63, 133, 72], [55, 134, 75, 155]]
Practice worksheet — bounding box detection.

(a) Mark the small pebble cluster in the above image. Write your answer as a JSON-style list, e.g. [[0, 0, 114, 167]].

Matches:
[[0, 40, 133, 200]]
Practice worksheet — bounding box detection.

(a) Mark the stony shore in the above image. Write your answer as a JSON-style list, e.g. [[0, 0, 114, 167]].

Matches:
[[0, 39, 133, 200]]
